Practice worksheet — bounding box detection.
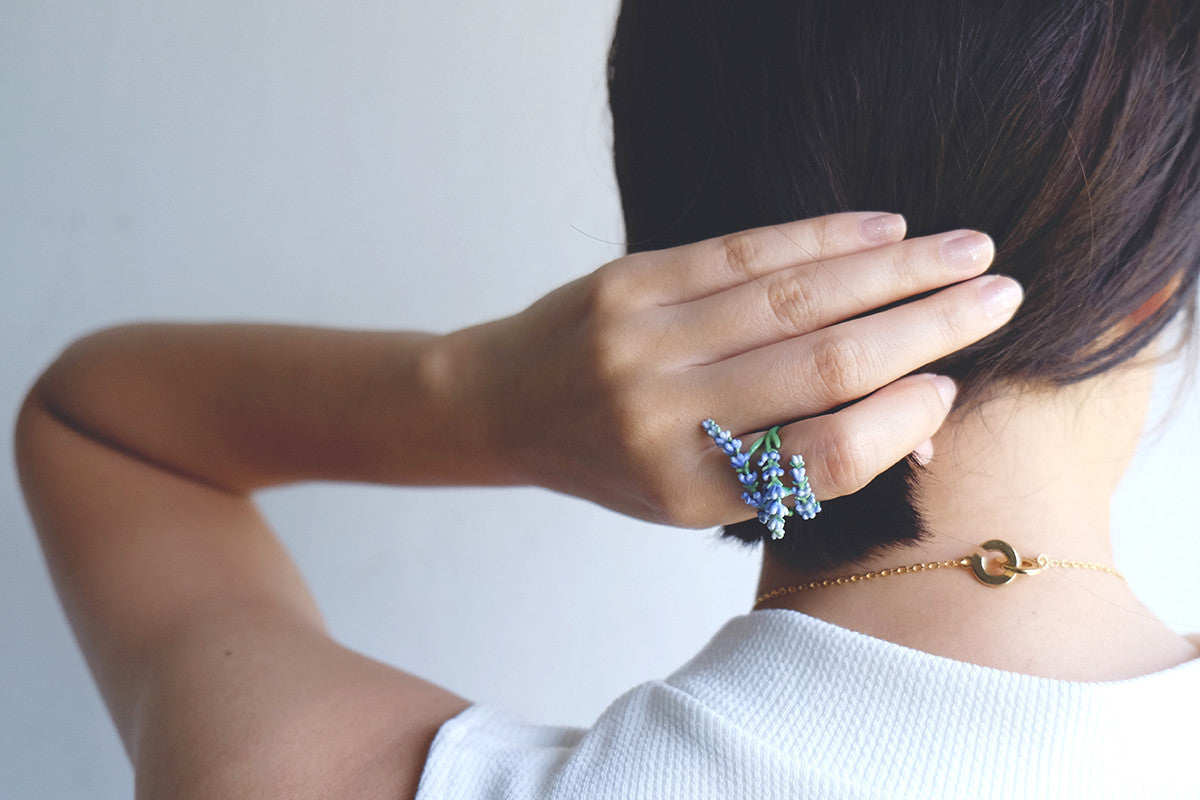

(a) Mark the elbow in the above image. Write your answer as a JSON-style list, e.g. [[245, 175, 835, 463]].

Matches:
[[18, 323, 159, 444], [26, 325, 133, 419]]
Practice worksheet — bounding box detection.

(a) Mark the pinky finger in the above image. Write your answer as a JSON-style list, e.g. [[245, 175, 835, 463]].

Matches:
[[781, 373, 957, 503]]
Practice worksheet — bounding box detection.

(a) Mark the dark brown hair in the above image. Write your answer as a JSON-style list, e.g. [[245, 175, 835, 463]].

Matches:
[[607, 0, 1200, 570]]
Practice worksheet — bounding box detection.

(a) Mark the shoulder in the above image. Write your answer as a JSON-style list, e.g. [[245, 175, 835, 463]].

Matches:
[[414, 682, 725, 800]]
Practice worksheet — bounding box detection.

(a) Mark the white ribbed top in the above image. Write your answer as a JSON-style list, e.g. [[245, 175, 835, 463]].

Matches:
[[415, 610, 1200, 799]]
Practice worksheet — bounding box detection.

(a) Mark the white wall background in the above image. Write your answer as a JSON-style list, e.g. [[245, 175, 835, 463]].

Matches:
[[2, 2, 1197, 798]]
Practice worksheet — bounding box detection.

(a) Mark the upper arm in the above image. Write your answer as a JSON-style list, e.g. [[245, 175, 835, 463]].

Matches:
[[15, 391, 470, 798]]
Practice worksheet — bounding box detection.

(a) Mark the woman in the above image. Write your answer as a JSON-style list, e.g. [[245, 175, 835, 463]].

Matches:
[[16, 1, 1200, 799]]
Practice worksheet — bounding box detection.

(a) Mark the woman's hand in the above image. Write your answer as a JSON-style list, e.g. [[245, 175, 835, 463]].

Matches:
[[25, 211, 1018, 528], [446, 211, 1020, 527]]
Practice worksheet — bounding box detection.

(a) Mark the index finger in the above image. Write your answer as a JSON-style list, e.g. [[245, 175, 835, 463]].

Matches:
[[630, 211, 907, 305]]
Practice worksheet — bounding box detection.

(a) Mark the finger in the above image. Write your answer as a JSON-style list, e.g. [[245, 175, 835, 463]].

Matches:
[[785, 373, 956, 501], [664, 229, 994, 364], [627, 211, 907, 304], [698, 373, 956, 524], [701, 274, 1022, 429]]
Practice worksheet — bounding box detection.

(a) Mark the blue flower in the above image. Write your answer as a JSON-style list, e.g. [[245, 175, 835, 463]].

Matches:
[[795, 494, 821, 520], [766, 516, 787, 539], [763, 499, 787, 518], [742, 490, 763, 508], [763, 483, 791, 500]]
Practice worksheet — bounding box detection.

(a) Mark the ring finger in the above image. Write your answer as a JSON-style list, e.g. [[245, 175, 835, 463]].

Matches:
[[698, 372, 956, 524]]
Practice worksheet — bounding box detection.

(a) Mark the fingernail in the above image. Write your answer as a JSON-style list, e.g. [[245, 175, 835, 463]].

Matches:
[[931, 375, 957, 409], [913, 438, 935, 465], [979, 275, 1024, 319], [940, 231, 994, 271], [860, 213, 906, 243]]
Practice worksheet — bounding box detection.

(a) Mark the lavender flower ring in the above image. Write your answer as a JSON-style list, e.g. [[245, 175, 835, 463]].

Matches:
[[702, 419, 822, 539]]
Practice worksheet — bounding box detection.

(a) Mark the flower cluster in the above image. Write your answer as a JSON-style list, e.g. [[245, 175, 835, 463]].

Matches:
[[789, 454, 820, 520], [702, 419, 822, 539]]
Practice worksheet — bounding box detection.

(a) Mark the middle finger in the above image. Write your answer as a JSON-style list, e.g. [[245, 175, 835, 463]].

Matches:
[[698, 273, 1023, 430], [664, 229, 995, 365]]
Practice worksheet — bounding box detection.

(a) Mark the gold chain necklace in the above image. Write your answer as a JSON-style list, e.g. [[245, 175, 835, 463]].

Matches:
[[754, 538, 1125, 608]]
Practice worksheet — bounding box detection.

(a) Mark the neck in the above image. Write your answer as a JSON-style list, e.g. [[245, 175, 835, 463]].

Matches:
[[755, 360, 1199, 680]]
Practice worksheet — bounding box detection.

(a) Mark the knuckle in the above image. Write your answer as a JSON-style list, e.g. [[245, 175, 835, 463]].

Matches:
[[813, 425, 874, 497], [810, 334, 871, 400], [765, 272, 820, 335], [719, 229, 767, 280], [581, 315, 626, 375], [588, 338, 641, 405], [578, 341, 648, 429], [930, 294, 974, 342], [890, 239, 928, 286], [811, 215, 836, 261], [587, 262, 636, 317], [579, 275, 645, 378]]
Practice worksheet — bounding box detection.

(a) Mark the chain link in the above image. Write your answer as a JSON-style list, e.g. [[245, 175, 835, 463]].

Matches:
[[1045, 558, 1126, 579]]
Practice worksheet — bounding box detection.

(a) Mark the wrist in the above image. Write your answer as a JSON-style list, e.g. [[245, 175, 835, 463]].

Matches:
[[417, 321, 525, 487]]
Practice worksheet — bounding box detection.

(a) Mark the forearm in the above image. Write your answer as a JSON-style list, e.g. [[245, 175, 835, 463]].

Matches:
[[30, 322, 506, 493]]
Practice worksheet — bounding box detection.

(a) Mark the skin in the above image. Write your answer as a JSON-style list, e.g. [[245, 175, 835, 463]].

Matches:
[[757, 367, 1200, 680], [14, 211, 1195, 797]]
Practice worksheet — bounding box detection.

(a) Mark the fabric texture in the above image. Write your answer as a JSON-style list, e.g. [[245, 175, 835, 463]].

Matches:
[[414, 610, 1200, 799]]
